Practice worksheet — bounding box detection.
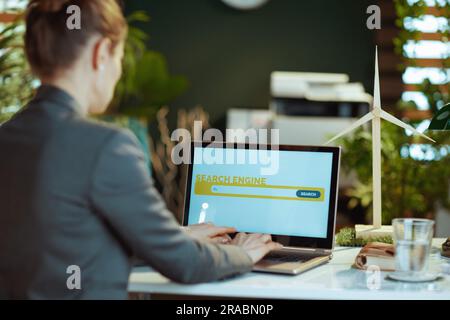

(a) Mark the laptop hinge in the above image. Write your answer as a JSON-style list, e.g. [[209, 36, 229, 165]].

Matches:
[[280, 247, 332, 255]]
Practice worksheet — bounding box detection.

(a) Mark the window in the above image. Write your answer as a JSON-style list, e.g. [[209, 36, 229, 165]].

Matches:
[[400, 0, 449, 115], [0, 0, 26, 24], [0, 0, 26, 12]]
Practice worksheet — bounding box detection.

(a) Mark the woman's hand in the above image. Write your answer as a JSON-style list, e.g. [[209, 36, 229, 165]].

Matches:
[[231, 233, 283, 263], [183, 223, 236, 244]]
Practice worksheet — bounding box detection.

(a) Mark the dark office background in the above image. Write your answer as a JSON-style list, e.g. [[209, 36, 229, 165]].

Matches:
[[126, 0, 376, 127]]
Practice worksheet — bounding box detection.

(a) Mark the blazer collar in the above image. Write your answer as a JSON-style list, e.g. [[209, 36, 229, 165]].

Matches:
[[33, 85, 84, 116]]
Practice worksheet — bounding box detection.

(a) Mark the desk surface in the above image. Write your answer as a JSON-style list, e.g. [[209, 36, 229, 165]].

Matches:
[[128, 239, 450, 300]]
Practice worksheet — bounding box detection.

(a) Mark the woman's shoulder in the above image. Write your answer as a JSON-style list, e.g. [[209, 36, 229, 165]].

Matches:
[[65, 116, 138, 149], [71, 116, 128, 135]]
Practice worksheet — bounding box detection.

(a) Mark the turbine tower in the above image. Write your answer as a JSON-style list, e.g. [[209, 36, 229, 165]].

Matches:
[[325, 46, 435, 238]]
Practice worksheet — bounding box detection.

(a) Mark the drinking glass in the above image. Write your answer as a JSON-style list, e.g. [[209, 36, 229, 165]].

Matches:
[[392, 218, 434, 281]]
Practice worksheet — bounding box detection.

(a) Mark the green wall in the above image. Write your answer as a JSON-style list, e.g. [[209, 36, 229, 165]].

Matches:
[[126, 0, 376, 127]]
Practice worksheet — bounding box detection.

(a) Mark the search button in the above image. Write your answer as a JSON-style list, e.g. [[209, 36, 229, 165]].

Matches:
[[296, 190, 321, 199]]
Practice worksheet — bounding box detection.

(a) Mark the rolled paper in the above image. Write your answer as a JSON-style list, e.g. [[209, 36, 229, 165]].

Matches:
[[354, 242, 396, 271]]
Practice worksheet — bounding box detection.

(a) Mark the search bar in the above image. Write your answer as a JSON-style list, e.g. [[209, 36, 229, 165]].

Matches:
[[194, 181, 324, 202]]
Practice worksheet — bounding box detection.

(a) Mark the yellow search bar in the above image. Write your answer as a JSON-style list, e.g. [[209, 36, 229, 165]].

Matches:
[[194, 181, 324, 202]]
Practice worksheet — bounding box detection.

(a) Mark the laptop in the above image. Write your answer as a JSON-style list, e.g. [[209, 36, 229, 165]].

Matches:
[[183, 142, 341, 275]]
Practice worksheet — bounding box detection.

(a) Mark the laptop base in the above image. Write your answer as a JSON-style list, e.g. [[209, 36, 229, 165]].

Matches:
[[253, 251, 331, 275]]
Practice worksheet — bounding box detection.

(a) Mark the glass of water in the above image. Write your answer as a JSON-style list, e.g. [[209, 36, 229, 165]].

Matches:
[[392, 218, 435, 281]]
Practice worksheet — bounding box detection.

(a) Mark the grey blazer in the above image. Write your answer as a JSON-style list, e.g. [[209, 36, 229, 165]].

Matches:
[[0, 85, 252, 299]]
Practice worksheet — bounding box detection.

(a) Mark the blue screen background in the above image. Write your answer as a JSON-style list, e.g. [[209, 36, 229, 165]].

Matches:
[[187, 148, 334, 238]]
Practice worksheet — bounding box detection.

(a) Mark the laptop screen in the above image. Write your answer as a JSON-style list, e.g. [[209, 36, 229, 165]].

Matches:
[[185, 145, 339, 240]]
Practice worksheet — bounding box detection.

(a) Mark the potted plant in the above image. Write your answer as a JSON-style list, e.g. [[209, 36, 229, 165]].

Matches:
[[0, 17, 36, 123], [100, 11, 189, 169]]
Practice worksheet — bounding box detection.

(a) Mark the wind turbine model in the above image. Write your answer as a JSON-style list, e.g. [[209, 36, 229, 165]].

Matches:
[[325, 47, 435, 238]]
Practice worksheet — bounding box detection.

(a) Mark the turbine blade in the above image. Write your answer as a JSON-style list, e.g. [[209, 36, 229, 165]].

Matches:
[[324, 112, 374, 145], [373, 46, 382, 111], [380, 110, 436, 143]]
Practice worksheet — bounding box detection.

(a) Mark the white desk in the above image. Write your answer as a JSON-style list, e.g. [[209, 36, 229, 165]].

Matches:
[[128, 239, 450, 300]]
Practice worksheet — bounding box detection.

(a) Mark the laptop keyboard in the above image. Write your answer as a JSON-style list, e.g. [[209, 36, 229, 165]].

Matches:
[[265, 252, 314, 263]]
